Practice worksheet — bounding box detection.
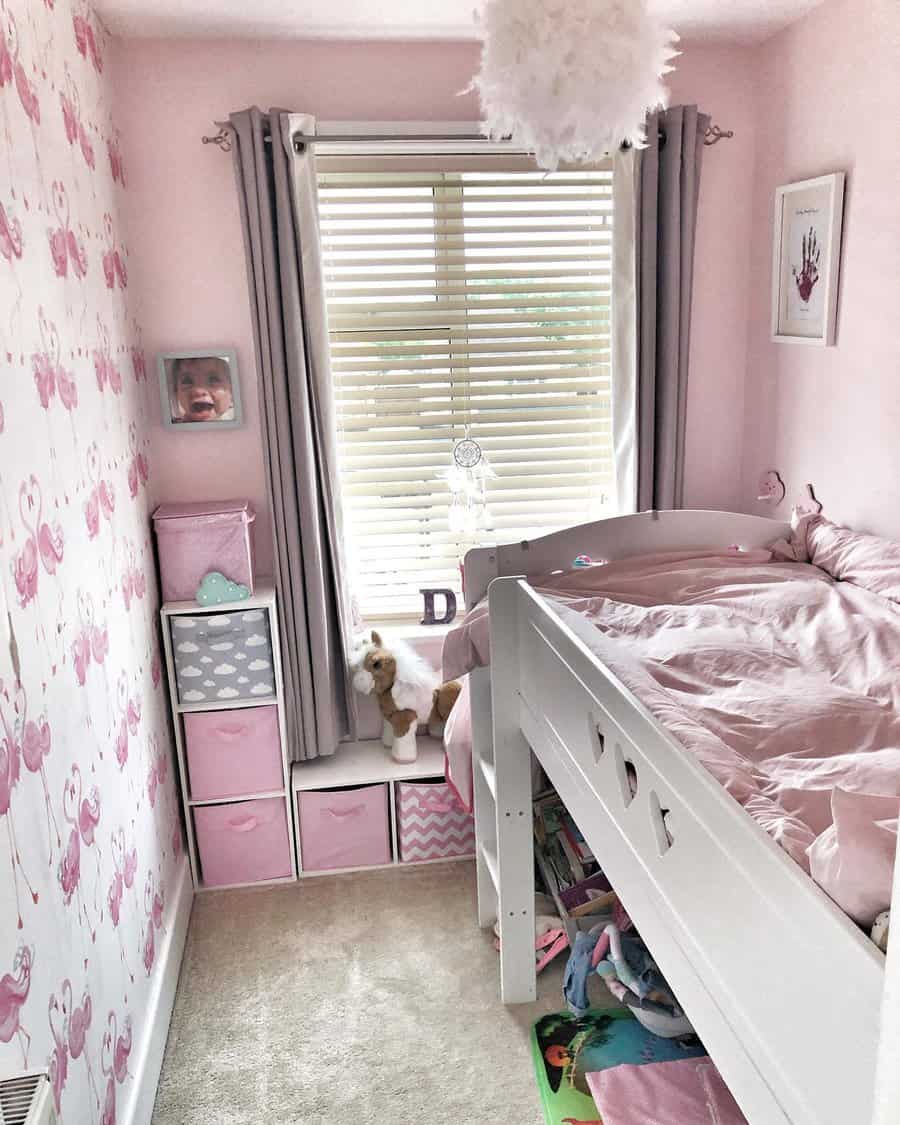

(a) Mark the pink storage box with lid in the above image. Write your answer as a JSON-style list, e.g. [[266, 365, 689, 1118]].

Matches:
[[152, 500, 255, 603]]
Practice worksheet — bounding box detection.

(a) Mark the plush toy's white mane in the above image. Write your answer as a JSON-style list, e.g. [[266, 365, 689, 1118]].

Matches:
[[351, 632, 439, 720]]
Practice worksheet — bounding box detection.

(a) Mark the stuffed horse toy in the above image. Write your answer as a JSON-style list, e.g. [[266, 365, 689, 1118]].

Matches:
[[351, 631, 461, 763]]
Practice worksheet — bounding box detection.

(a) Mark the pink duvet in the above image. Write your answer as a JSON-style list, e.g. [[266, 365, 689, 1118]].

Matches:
[[442, 549, 900, 920]]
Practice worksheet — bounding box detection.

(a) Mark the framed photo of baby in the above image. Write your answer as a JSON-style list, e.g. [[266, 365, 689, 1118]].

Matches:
[[771, 173, 845, 346], [158, 348, 244, 429]]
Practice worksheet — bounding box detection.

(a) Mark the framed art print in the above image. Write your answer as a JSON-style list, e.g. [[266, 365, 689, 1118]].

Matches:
[[771, 173, 845, 346], [158, 348, 243, 430]]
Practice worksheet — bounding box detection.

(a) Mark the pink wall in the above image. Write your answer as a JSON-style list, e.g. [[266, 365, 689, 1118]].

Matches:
[[0, 3, 182, 1120], [741, 0, 900, 538], [111, 37, 758, 578]]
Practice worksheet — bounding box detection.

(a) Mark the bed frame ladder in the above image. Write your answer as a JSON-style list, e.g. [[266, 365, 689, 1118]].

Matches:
[[471, 579, 537, 1004]]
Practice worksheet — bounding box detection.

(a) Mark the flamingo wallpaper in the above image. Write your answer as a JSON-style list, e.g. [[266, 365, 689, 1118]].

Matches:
[[0, 1, 182, 1121]]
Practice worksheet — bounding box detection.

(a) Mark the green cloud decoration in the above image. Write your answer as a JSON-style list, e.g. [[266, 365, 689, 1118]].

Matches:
[[196, 571, 251, 606]]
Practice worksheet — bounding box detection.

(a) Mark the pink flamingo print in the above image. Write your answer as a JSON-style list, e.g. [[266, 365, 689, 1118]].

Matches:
[[107, 135, 125, 186], [73, 4, 103, 73], [130, 346, 146, 382], [93, 317, 123, 393], [101, 214, 127, 290], [142, 871, 165, 975], [146, 734, 169, 808], [0, 686, 38, 927], [0, 14, 11, 89], [114, 675, 128, 768], [62, 979, 101, 1113], [14, 477, 64, 627], [32, 309, 79, 467], [126, 423, 150, 498], [102, 1011, 131, 1087], [11, 482, 39, 606], [119, 541, 146, 608], [6, 12, 39, 125], [84, 444, 116, 554], [60, 74, 78, 144], [60, 768, 96, 941], [0, 945, 32, 1064], [0, 680, 62, 860], [60, 65, 94, 172], [47, 993, 69, 1114], [108, 829, 136, 981], [70, 763, 103, 911], [2, 10, 42, 194], [0, 202, 21, 262], [72, 590, 110, 714], [100, 1074, 116, 1125], [0, 198, 23, 339], [47, 181, 88, 281]]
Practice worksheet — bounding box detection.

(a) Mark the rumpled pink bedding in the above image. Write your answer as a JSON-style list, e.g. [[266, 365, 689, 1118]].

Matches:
[[441, 549, 900, 919]]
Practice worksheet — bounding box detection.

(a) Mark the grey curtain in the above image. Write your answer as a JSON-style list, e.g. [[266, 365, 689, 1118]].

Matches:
[[229, 107, 354, 760], [636, 105, 709, 511]]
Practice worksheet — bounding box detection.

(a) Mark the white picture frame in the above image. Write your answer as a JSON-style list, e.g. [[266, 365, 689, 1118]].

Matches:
[[157, 348, 243, 430], [771, 173, 845, 346]]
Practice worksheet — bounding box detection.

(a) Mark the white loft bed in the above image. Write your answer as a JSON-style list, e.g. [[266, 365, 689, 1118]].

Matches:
[[462, 509, 887, 1125]]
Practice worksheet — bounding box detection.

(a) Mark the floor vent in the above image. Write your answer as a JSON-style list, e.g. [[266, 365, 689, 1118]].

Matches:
[[0, 1073, 56, 1125]]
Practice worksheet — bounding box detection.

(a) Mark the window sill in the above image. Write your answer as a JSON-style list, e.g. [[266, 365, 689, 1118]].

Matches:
[[367, 621, 455, 642]]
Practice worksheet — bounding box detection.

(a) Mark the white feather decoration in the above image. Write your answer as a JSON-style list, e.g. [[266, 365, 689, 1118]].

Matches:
[[471, 0, 679, 171]]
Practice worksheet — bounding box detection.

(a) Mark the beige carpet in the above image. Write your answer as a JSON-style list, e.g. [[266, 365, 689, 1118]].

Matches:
[[152, 862, 578, 1124]]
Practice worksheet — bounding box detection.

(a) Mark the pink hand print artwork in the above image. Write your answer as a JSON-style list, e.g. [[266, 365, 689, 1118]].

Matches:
[[792, 225, 821, 304]]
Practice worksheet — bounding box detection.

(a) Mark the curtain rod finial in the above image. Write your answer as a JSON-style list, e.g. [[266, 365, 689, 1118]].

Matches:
[[202, 123, 233, 152], [704, 124, 734, 147]]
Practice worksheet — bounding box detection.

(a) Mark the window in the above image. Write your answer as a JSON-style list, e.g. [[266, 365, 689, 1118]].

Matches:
[[318, 153, 614, 622]]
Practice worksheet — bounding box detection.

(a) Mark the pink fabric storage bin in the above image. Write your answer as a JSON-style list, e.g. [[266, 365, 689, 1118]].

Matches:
[[298, 784, 391, 872], [194, 797, 292, 887], [397, 781, 475, 863], [153, 500, 255, 603], [184, 705, 282, 801]]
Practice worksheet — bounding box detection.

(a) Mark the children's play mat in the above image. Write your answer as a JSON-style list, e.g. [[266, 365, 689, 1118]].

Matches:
[[530, 1008, 707, 1124]]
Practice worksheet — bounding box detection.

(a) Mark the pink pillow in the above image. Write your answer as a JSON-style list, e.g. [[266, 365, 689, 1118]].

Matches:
[[806, 518, 900, 604], [807, 788, 899, 927], [586, 1059, 747, 1124]]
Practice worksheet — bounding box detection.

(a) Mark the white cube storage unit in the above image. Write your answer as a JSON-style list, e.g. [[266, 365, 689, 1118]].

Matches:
[[160, 584, 297, 890], [292, 738, 475, 877]]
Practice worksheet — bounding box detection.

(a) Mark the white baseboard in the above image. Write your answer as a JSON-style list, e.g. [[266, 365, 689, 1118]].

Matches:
[[122, 855, 193, 1125]]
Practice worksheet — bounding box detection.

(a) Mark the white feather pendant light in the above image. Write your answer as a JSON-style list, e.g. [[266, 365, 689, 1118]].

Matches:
[[471, 0, 680, 170]]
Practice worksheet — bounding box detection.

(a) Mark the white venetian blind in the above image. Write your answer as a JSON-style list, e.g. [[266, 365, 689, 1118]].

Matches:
[[317, 152, 615, 621]]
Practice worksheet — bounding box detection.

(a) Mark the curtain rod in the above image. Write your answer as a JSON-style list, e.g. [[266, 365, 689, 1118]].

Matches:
[[201, 123, 734, 152]]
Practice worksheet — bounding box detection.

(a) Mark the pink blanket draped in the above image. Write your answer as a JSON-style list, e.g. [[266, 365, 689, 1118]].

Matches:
[[441, 550, 900, 911]]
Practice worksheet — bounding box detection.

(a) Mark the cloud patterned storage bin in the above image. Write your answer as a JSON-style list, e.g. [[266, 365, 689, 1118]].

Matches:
[[170, 608, 275, 704]]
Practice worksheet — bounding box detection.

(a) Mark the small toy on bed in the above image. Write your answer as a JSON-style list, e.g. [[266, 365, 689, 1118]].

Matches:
[[871, 910, 890, 953], [350, 631, 461, 763], [572, 554, 609, 568]]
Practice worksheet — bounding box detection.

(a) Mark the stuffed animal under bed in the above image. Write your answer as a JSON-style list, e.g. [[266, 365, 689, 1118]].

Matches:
[[351, 631, 461, 763]]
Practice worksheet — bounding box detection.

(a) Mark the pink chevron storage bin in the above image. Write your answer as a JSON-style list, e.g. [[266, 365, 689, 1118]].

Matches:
[[297, 784, 391, 872], [194, 797, 292, 887], [397, 781, 476, 863], [152, 499, 255, 603], [184, 705, 283, 801]]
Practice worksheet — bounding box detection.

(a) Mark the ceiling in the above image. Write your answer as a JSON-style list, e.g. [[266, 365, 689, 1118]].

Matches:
[[94, 0, 825, 45]]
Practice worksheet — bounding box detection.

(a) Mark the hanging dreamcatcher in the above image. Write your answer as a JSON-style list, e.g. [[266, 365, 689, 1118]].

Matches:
[[438, 434, 496, 535]]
